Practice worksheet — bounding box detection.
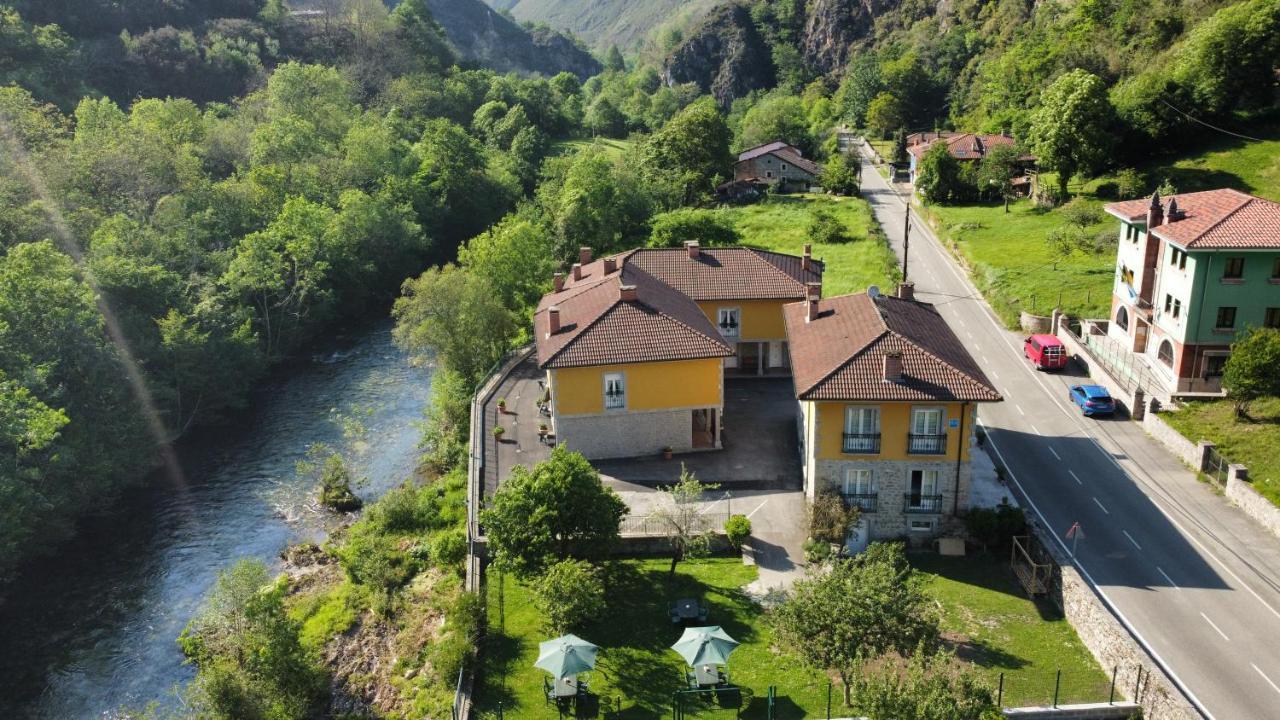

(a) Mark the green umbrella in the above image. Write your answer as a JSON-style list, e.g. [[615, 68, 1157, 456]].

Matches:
[[671, 626, 739, 667], [535, 634, 599, 678]]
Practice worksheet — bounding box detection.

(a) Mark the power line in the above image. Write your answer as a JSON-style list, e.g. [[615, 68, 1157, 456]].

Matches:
[[1158, 99, 1268, 143]]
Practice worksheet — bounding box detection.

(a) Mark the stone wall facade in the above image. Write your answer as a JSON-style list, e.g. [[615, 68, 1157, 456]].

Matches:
[[1139, 410, 1202, 468], [812, 457, 971, 539], [555, 408, 703, 460], [1003, 702, 1141, 719], [1226, 467, 1280, 539]]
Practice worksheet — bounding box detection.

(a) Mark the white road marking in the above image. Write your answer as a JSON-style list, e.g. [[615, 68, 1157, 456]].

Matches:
[[1030, 424, 1043, 436], [1201, 612, 1230, 642], [1123, 530, 1142, 551], [1048, 446, 1061, 460], [991, 371, 1000, 380], [1068, 470, 1083, 486], [1092, 496, 1110, 514], [1252, 664, 1280, 696], [745, 500, 769, 519], [980, 426, 1215, 718], [982, 355, 989, 364], [1157, 566, 1179, 589], [1015, 404, 1025, 416]]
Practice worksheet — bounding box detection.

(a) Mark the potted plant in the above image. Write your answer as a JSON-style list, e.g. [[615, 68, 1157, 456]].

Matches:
[[492, 425, 505, 441], [496, 397, 507, 413], [538, 422, 548, 439], [662, 446, 673, 460]]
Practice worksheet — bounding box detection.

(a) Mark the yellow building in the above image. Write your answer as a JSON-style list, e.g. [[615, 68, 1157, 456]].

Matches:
[[783, 285, 1001, 540], [534, 243, 822, 460]]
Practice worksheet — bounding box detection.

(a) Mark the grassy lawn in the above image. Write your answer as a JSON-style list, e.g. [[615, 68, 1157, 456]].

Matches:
[[922, 199, 1115, 326], [914, 553, 1113, 708], [717, 194, 901, 296], [476, 554, 1110, 718], [549, 137, 634, 159], [1162, 397, 1280, 506]]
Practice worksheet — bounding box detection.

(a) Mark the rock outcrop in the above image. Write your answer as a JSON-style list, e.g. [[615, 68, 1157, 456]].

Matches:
[[661, 3, 774, 106], [426, 0, 601, 79], [800, 0, 897, 76]]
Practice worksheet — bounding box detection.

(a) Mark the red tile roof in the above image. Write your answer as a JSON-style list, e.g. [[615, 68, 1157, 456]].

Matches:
[[906, 133, 1031, 162], [783, 293, 1001, 403], [535, 246, 824, 369], [737, 141, 794, 162], [1104, 189, 1280, 250]]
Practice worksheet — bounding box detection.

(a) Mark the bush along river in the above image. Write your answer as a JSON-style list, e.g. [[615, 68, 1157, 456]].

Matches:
[[0, 320, 431, 718]]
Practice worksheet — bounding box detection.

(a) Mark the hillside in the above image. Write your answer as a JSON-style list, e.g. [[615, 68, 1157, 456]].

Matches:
[[422, 0, 602, 79], [492, 0, 720, 52]]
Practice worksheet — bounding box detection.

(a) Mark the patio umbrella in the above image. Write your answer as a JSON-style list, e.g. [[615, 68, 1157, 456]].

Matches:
[[535, 634, 599, 678], [671, 626, 739, 667]]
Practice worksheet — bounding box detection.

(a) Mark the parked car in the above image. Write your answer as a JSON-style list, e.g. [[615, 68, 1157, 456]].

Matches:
[[1024, 334, 1068, 371], [1069, 385, 1116, 416]]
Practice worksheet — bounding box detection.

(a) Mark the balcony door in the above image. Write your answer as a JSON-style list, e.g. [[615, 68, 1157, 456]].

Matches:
[[908, 469, 938, 510], [844, 406, 880, 453], [909, 407, 944, 454]]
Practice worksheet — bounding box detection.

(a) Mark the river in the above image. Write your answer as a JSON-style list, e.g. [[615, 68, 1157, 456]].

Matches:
[[0, 321, 431, 718]]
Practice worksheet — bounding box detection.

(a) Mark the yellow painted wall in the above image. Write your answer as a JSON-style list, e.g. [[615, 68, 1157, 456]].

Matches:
[[550, 358, 723, 416], [813, 401, 975, 461], [697, 300, 792, 341]]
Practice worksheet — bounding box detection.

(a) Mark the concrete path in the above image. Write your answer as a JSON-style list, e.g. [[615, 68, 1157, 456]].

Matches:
[[857, 144, 1280, 719]]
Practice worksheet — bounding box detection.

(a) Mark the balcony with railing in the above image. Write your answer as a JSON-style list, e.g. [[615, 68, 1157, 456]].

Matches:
[[842, 433, 881, 454], [907, 433, 948, 455], [841, 493, 879, 513], [903, 494, 944, 513]]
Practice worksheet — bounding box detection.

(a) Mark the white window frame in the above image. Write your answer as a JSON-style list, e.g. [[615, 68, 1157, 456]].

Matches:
[[909, 519, 934, 533], [717, 307, 741, 338], [843, 405, 880, 454], [911, 407, 944, 436], [842, 467, 876, 496], [603, 372, 626, 410]]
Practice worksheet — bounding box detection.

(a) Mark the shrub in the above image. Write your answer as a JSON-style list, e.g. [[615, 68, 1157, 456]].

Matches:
[[724, 514, 752, 548], [808, 210, 853, 244], [1093, 181, 1119, 200], [532, 559, 606, 634], [810, 489, 858, 545], [820, 152, 861, 196], [964, 504, 1027, 552], [298, 445, 363, 512], [1116, 168, 1145, 199], [1059, 197, 1104, 228], [648, 208, 741, 248], [431, 529, 468, 569]]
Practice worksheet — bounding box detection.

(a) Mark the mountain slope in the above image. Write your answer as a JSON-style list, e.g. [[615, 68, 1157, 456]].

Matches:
[[661, 3, 774, 106], [425, 0, 601, 78], [495, 0, 721, 52]]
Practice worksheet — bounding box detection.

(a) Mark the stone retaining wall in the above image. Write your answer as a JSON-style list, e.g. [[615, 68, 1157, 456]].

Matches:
[[1226, 468, 1280, 538], [1021, 311, 1053, 334], [1029, 520, 1199, 720], [1138, 411, 1202, 469]]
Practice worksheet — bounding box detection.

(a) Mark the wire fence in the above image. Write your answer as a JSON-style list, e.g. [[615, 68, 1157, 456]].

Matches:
[[620, 512, 729, 536], [996, 666, 1123, 709], [1203, 444, 1231, 489]]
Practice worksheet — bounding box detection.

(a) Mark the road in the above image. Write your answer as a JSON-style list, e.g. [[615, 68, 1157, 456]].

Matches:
[[857, 151, 1280, 719]]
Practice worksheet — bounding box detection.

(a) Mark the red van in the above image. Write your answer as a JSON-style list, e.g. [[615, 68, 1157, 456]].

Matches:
[[1024, 334, 1068, 371]]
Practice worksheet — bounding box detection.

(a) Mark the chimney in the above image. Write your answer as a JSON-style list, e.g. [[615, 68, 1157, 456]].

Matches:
[[806, 281, 821, 299], [806, 297, 819, 323], [685, 240, 700, 259], [1146, 191, 1164, 229], [579, 247, 592, 266], [897, 281, 914, 301], [883, 352, 903, 382], [619, 284, 638, 302], [553, 272, 565, 292], [801, 243, 812, 271], [571, 263, 582, 281], [603, 257, 617, 274], [1166, 197, 1181, 222], [547, 306, 561, 336]]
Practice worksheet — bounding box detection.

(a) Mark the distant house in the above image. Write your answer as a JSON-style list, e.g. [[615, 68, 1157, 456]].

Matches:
[[783, 283, 1001, 542], [733, 141, 822, 193], [535, 243, 823, 460], [905, 132, 1035, 189], [1103, 189, 1280, 398]]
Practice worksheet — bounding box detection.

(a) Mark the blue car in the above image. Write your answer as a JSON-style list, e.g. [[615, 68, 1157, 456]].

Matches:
[[1069, 385, 1116, 416]]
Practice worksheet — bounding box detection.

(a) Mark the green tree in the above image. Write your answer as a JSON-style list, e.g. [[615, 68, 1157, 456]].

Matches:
[[1027, 70, 1115, 199], [390, 0, 454, 73], [585, 96, 626, 138], [178, 559, 326, 720], [1222, 327, 1280, 417], [638, 98, 733, 205], [480, 446, 627, 579], [891, 128, 909, 166], [651, 465, 720, 576], [820, 152, 861, 196], [915, 143, 970, 204], [604, 45, 626, 72], [864, 93, 905, 140], [975, 144, 1022, 211], [532, 559, 607, 634], [542, 149, 653, 258], [807, 209, 853, 244], [848, 648, 1001, 720], [648, 208, 740, 248], [772, 543, 939, 704], [297, 444, 362, 512], [809, 488, 859, 545], [459, 213, 556, 321], [738, 94, 814, 156], [835, 54, 882, 128], [392, 264, 516, 386]]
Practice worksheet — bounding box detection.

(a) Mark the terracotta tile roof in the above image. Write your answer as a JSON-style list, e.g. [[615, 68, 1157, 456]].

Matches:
[[737, 141, 793, 162], [1105, 189, 1280, 250], [906, 133, 1031, 162], [783, 293, 1001, 403], [535, 263, 732, 369], [771, 147, 822, 177], [622, 247, 824, 300]]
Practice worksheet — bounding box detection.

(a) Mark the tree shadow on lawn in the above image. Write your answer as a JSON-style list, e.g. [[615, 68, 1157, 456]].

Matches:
[[911, 551, 1067, 623], [477, 630, 523, 713], [942, 632, 1030, 671]]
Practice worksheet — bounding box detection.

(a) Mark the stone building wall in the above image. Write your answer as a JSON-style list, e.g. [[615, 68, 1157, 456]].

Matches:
[[555, 408, 699, 460], [812, 457, 971, 539]]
